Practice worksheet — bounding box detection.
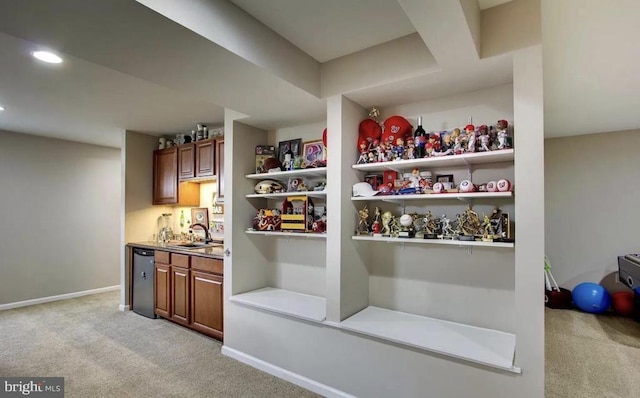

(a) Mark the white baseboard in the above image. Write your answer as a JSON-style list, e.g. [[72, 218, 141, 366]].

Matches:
[[118, 304, 131, 311], [0, 285, 120, 311], [221, 346, 356, 398]]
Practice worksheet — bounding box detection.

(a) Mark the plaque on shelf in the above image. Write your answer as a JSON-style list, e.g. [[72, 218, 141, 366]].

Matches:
[[255, 145, 277, 174]]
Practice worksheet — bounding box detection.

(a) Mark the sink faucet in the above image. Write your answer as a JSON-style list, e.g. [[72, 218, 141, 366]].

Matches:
[[190, 223, 212, 243]]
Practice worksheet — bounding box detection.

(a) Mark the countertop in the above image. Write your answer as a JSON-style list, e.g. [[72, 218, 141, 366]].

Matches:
[[127, 241, 224, 259]]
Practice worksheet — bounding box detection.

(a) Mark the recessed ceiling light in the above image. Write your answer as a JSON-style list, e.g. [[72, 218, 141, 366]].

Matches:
[[0, 105, 4, 111], [32, 51, 63, 64]]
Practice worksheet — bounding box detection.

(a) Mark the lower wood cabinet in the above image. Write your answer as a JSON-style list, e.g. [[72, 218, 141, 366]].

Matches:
[[154, 263, 170, 318], [170, 266, 190, 326], [152, 250, 223, 340], [191, 271, 223, 340]]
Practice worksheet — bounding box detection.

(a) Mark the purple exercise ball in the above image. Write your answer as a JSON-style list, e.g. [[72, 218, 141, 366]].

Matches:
[[572, 282, 611, 314]]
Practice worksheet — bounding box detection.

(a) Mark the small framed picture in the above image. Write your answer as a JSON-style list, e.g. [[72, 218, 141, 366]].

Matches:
[[191, 207, 209, 228], [278, 138, 302, 165], [435, 174, 454, 183], [302, 139, 325, 166]]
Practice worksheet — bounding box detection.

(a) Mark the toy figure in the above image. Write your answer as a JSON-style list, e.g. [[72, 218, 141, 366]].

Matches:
[[393, 137, 405, 160], [409, 168, 421, 188], [428, 133, 441, 153], [458, 206, 481, 239], [389, 215, 401, 237], [377, 142, 387, 162], [497, 120, 510, 149], [440, 133, 454, 155], [368, 152, 376, 163], [478, 128, 490, 152], [453, 135, 464, 154], [439, 214, 454, 239], [356, 140, 369, 164], [371, 207, 381, 235], [357, 206, 370, 235], [406, 138, 415, 160], [465, 124, 476, 153], [381, 211, 393, 236]]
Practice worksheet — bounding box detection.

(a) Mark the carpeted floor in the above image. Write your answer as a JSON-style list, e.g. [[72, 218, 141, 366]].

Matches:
[[3, 291, 639, 397], [545, 308, 640, 398], [0, 291, 319, 398]]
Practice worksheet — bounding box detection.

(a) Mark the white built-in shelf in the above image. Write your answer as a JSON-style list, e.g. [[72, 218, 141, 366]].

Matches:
[[246, 230, 327, 239], [352, 235, 514, 248], [246, 191, 327, 199], [335, 306, 519, 373], [352, 149, 514, 172], [351, 191, 512, 202], [246, 168, 327, 180], [229, 287, 326, 323]]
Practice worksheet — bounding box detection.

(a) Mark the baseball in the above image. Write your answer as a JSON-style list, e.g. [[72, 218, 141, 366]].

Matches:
[[433, 182, 445, 193], [459, 179, 475, 193], [486, 181, 498, 192], [497, 179, 512, 192], [400, 214, 413, 227]]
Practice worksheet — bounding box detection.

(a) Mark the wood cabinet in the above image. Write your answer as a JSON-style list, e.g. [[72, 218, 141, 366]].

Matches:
[[153, 147, 178, 204], [216, 139, 224, 201], [191, 271, 223, 339], [178, 144, 195, 180], [151, 249, 223, 340], [170, 266, 190, 326], [153, 147, 200, 206], [196, 139, 216, 178], [154, 263, 170, 318]]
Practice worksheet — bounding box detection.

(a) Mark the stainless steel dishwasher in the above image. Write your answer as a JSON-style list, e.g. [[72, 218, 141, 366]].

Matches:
[[132, 248, 157, 319]]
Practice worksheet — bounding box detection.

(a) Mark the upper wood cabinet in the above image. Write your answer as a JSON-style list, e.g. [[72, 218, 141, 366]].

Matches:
[[153, 147, 200, 206], [178, 144, 195, 180], [153, 147, 178, 205], [196, 139, 216, 178], [216, 139, 224, 201]]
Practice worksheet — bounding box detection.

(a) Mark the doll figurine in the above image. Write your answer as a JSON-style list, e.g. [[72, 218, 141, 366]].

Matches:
[[405, 138, 415, 160], [497, 120, 510, 149], [440, 133, 454, 155], [393, 137, 405, 160], [465, 124, 476, 153], [357, 206, 370, 235], [381, 211, 393, 236], [356, 140, 369, 164], [478, 128, 490, 152]]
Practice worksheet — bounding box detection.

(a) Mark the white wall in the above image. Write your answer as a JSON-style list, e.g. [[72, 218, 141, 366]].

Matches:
[[0, 130, 121, 305], [545, 129, 640, 290]]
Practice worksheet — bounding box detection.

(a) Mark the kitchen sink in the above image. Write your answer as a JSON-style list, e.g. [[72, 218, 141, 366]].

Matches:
[[166, 242, 222, 250]]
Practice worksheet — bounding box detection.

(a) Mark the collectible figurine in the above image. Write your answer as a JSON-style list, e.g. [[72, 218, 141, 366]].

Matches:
[[357, 206, 370, 235], [389, 215, 401, 237], [377, 142, 387, 162], [425, 142, 435, 158], [398, 214, 415, 238], [423, 211, 439, 239], [440, 133, 454, 155], [497, 119, 510, 149], [458, 206, 481, 240], [465, 124, 476, 153], [482, 215, 495, 242], [372, 207, 381, 236], [381, 211, 393, 236], [439, 214, 455, 239], [406, 138, 416, 160], [478, 126, 490, 152], [393, 137, 405, 160], [356, 140, 369, 164], [453, 134, 464, 154], [428, 133, 441, 153]]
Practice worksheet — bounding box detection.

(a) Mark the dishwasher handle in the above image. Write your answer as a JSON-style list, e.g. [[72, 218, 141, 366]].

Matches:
[[133, 248, 154, 257]]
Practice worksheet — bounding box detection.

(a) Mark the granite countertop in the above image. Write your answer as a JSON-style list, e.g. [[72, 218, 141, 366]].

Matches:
[[127, 241, 224, 259]]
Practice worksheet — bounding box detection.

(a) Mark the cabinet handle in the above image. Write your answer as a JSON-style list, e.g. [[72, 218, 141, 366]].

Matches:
[[141, 271, 146, 279], [224, 249, 230, 257]]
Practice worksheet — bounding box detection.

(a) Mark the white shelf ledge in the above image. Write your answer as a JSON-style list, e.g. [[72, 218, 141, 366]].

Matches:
[[351, 191, 512, 202], [246, 168, 327, 180], [246, 230, 327, 239], [246, 191, 327, 199], [352, 235, 513, 248], [229, 287, 326, 323], [336, 306, 519, 373], [352, 149, 514, 172]]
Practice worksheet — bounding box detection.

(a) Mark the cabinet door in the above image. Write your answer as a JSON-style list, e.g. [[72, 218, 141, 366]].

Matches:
[[178, 144, 195, 180], [216, 139, 224, 201], [195, 139, 215, 178], [154, 264, 170, 318], [170, 266, 190, 325], [190, 271, 223, 340], [153, 147, 178, 204]]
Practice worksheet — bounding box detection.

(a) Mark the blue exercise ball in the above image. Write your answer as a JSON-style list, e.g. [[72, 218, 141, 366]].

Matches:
[[572, 282, 611, 314]]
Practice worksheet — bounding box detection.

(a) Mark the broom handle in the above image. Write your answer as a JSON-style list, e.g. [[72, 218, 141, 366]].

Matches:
[[544, 269, 552, 291], [548, 270, 560, 291]]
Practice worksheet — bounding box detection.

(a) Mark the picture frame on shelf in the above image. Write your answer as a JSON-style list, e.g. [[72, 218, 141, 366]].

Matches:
[[278, 138, 302, 166], [435, 174, 454, 183], [255, 145, 276, 174], [191, 207, 209, 228], [302, 139, 325, 166]]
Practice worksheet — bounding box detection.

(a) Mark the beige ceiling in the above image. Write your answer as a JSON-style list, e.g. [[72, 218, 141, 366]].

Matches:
[[0, 0, 637, 148]]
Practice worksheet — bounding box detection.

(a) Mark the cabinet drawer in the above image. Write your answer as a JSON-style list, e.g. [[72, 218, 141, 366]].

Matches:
[[155, 250, 170, 264], [171, 253, 190, 268], [192, 256, 223, 274]]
